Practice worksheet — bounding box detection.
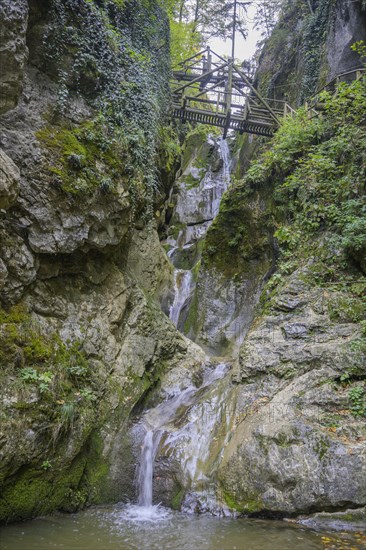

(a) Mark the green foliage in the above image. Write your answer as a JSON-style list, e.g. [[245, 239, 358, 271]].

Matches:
[[247, 78, 366, 268], [40, 460, 52, 471], [39, 0, 171, 216], [245, 109, 322, 187], [0, 305, 95, 408], [348, 385, 366, 418], [158, 125, 182, 172], [301, 0, 336, 98], [351, 40, 366, 62], [60, 401, 77, 430], [242, 77, 366, 341], [328, 295, 365, 323], [170, 19, 201, 66], [36, 119, 129, 196], [20, 368, 54, 394]]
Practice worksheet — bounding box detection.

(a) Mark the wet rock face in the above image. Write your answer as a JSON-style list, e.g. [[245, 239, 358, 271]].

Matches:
[[0, 69, 131, 258], [186, 266, 267, 356], [165, 133, 273, 355], [0, 0, 28, 115], [127, 224, 173, 305], [236, 270, 360, 382], [218, 371, 366, 515], [0, 0, 203, 523], [297, 507, 366, 532], [218, 266, 366, 515], [327, 0, 366, 80], [0, 149, 20, 209]]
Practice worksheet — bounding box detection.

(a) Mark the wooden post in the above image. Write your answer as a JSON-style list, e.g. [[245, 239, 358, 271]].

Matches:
[[233, 64, 281, 124], [243, 100, 248, 120], [216, 92, 220, 114], [172, 62, 227, 94], [232, 0, 237, 60], [207, 46, 212, 73], [226, 59, 233, 115]]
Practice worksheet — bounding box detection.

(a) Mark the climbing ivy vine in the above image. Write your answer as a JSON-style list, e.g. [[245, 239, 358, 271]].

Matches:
[[301, 0, 336, 99], [38, 0, 172, 218]]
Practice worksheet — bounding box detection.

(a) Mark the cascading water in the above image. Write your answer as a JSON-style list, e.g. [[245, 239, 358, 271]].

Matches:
[[168, 138, 231, 328], [127, 363, 229, 519], [126, 138, 234, 521], [138, 430, 156, 507], [169, 269, 193, 326]]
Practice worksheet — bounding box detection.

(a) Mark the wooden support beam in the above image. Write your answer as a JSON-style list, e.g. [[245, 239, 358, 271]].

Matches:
[[172, 63, 228, 94], [233, 64, 280, 124]]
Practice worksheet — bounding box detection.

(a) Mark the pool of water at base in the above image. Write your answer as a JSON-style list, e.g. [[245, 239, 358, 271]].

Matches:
[[0, 504, 364, 550]]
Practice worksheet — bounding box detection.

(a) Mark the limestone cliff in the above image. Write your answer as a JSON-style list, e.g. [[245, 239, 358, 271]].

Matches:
[[153, 0, 366, 523], [0, 0, 365, 529], [198, 2, 366, 518], [0, 0, 205, 523], [255, 0, 366, 105]]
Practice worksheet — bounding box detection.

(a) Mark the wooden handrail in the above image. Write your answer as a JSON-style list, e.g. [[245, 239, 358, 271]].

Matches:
[[312, 67, 365, 97]]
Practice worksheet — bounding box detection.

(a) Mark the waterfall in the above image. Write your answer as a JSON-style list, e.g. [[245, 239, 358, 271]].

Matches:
[[167, 137, 231, 328], [130, 139, 233, 519], [138, 430, 154, 507], [134, 363, 229, 513], [138, 429, 162, 507], [169, 269, 193, 326]]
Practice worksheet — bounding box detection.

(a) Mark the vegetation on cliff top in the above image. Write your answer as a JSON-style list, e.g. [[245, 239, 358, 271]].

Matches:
[[36, 0, 175, 216], [204, 74, 365, 408]]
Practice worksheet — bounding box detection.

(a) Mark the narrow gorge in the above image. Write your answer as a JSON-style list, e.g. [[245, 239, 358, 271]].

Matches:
[[0, 1, 365, 549]]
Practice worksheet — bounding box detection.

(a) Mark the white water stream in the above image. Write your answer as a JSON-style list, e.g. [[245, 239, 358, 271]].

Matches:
[[126, 363, 229, 519], [127, 138, 233, 520], [168, 138, 231, 328], [169, 269, 193, 326]]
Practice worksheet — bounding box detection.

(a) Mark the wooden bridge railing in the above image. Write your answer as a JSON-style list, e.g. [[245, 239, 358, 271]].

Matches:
[[170, 47, 295, 138], [306, 67, 366, 116], [171, 48, 364, 137]]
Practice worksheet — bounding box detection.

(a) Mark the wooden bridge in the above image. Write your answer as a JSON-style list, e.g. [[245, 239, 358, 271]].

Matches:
[[171, 47, 295, 138], [306, 66, 366, 116]]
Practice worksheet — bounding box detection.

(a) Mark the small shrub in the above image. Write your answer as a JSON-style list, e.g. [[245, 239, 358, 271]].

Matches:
[[349, 385, 366, 417]]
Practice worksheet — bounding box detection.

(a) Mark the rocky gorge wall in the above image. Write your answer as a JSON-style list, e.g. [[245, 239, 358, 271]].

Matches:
[[0, 0, 207, 523], [147, 0, 366, 524], [254, 0, 366, 105], [0, 0, 365, 529]]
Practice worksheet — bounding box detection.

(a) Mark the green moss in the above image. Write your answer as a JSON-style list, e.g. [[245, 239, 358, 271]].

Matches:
[[328, 295, 366, 323], [168, 222, 185, 240], [183, 291, 199, 335], [76, 431, 111, 505], [313, 437, 331, 460], [36, 120, 128, 196], [171, 487, 184, 510], [275, 432, 293, 447], [222, 490, 263, 514], [182, 173, 201, 189], [0, 304, 28, 325], [0, 453, 87, 522], [203, 181, 273, 279]]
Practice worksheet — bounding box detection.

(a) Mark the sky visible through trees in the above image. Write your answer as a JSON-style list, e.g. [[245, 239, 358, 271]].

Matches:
[[166, 0, 284, 67]]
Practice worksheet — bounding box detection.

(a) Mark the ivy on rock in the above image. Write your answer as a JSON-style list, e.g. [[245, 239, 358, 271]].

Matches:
[[37, 0, 172, 218]]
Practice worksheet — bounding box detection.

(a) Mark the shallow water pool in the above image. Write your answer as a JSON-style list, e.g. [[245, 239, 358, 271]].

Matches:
[[0, 504, 365, 550]]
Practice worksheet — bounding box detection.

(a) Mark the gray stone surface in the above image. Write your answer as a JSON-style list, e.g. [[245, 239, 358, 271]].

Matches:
[[297, 507, 366, 532], [0, 0, 28, 114], [0, 0, 205, 523], [0, 149, 19, 209], [327, 0, 366, 80], [216, 265, 366, 515]]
